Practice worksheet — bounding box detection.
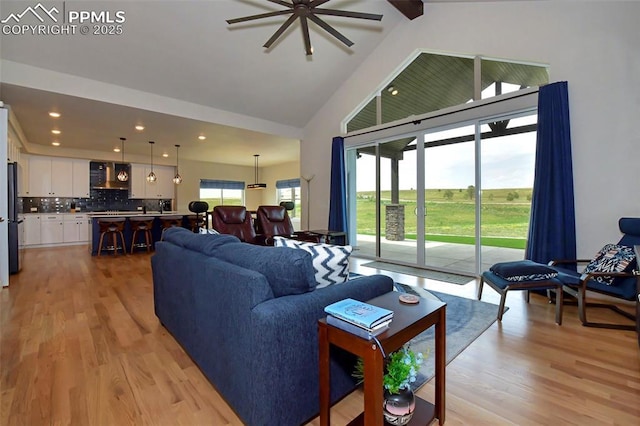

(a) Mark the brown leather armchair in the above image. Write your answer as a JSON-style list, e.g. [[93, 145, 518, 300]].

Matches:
[[211, 206, 257, 244], [256, 205, 320, 245]]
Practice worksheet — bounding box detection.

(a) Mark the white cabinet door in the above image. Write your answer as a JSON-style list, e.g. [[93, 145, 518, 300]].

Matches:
[[154, 166, 175, 199], [129, 164, 175, 199], [145, 165, 174, 199], [72, 160, 90, 198], [78, 219, 89, 242], [40, 215, 64, 244], [50, 158, 73, 197], [27, 156, 52, 196], [26, 156, 75, 197], [23, 215, 41, 246], [63, 214, 89, 243], [17, 159, 28, 197], [129, 163, 147, 198]]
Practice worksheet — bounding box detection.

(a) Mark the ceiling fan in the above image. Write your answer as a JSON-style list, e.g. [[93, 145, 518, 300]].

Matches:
[[226, 0, 383, 56]]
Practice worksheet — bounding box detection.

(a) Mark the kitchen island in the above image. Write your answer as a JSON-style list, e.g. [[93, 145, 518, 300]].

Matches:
[[88, 211, 197, 255]]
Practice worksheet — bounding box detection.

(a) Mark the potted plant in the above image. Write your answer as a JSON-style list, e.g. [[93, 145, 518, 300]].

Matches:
[[354, 346, 425, 426]]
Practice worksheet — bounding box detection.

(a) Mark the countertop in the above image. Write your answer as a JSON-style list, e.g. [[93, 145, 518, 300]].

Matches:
[[86, 211, 189, 217], [21, 211, 193, 217]]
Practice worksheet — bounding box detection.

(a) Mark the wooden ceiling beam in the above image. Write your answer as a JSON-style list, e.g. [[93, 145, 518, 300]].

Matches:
[[387, 0, 424, 20]]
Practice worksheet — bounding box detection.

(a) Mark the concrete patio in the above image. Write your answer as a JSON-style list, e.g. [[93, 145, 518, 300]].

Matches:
[[352, 234, 525, 277]]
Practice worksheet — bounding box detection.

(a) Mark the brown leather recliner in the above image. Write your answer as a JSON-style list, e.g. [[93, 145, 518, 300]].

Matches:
[[256, 205, 320, 245], [211, 206, 257, 244]]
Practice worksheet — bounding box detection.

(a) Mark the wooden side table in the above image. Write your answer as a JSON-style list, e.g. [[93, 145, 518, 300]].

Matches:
[[319, 291, 446, 426]]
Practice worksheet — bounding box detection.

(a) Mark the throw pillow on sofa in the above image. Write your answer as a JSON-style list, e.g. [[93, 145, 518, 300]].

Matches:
[[214, 242, 318, 297], [273, 236, 352, 288], [583, 243, 636, 285]]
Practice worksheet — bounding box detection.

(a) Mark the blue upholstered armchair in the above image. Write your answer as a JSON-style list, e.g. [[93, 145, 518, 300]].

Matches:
[[549, 217, 639, 330]]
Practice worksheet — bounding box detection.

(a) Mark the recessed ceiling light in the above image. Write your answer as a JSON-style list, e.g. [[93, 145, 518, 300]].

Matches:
[[51, 129, 61, 134], [198, 135, 206, 140], [387, 86, 398, 96], [51, 142, 60, 146], [135, 125, 145, 131], [49, 112, 61, 118], [162, 153, 169, 158], [114, 147, 121, 152]]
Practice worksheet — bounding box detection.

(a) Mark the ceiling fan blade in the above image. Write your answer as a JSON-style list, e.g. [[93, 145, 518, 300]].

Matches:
[[263, 13, 299, 48], [308, 14, 353, 47], [299, 16, 313, 55], [308, 0, 331, 7], [226, 9, 292, 25], [267, 0, 294, 7], [314, 8, 383, 21]]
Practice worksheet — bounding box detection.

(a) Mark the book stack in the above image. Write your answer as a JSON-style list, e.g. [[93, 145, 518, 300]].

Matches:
[[324, 298, 394, 340]]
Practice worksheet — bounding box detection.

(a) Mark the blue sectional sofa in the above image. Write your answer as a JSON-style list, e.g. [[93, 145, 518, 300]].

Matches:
[[151, 227, 394, 425]]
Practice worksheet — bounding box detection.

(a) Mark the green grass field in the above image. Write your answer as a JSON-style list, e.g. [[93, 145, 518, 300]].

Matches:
[[356, 188, 532, 249]]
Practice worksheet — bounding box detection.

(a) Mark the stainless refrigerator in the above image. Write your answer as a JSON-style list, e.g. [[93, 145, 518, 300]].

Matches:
[[8, 162, 22, 274]]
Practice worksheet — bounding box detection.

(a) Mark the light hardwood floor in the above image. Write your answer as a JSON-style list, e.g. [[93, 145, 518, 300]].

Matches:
[[1, 246, 638, 425]]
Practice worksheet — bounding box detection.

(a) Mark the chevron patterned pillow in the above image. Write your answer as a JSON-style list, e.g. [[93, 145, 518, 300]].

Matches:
[[273, 237, 353, 288]]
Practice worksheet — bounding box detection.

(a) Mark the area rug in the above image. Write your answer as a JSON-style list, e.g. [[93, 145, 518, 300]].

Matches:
[[393, 283, 502, 390], [361, 261, 473, 285]]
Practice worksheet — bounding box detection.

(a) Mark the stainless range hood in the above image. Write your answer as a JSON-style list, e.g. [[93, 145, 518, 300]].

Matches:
[[91, 162, 129, 190]]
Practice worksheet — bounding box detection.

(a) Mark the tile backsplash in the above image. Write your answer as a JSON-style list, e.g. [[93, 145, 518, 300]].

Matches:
[[20, 189, 172, 214]]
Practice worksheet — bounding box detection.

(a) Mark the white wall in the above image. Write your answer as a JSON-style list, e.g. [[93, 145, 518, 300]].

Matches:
[[302, 1, 640, 257]]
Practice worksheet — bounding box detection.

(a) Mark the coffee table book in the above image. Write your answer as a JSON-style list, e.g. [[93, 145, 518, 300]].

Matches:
[[326, 315, 390, 340], [324, 298, 394, 329]]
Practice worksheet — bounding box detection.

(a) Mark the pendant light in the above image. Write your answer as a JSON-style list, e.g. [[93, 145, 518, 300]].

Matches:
[[172, 144, 183, 184], [116, 137, 129, 182], [146, 141, 157, 183], [247, 154, 266, 189]]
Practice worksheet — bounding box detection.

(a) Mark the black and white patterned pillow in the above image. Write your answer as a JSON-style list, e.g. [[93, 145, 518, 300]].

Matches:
[[273, 237, 352, 288], [199, 228, 220, 235], [583, 243, 636, 285]]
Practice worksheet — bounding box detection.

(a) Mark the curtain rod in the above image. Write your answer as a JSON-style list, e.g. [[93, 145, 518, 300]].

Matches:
[[344, 88, 539, 140]]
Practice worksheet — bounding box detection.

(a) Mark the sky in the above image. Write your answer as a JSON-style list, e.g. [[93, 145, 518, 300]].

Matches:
[[354, 115, 537, 191]]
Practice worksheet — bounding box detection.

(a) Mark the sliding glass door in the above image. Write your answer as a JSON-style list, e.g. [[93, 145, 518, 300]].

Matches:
[[479, 113, 537, 272], [422, 126, 476, 274], [347, 110, 536, 276]]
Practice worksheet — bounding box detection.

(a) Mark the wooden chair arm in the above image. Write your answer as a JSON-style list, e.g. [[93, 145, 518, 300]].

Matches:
[[548, 258, 591, 266]]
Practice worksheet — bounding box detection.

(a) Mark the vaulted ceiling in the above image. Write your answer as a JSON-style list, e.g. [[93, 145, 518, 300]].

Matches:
[[0, 0, 411, 166]]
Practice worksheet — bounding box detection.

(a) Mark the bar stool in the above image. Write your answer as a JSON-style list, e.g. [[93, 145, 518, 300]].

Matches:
[[187, 214, 206, 233], [160, 215, 184, 240], [97, 218, 126, 256], [129, 217, 155, 254]]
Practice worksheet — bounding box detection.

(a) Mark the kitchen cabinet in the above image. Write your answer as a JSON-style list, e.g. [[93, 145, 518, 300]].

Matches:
[[40, 214, 64, 244], [63, 214, 89, 243], [129, 163, 175, 199], [17, 156, 28, 197], [23, 214, 41, 246], [72, 159, 90, 198], [27, 156, 73, 197]]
